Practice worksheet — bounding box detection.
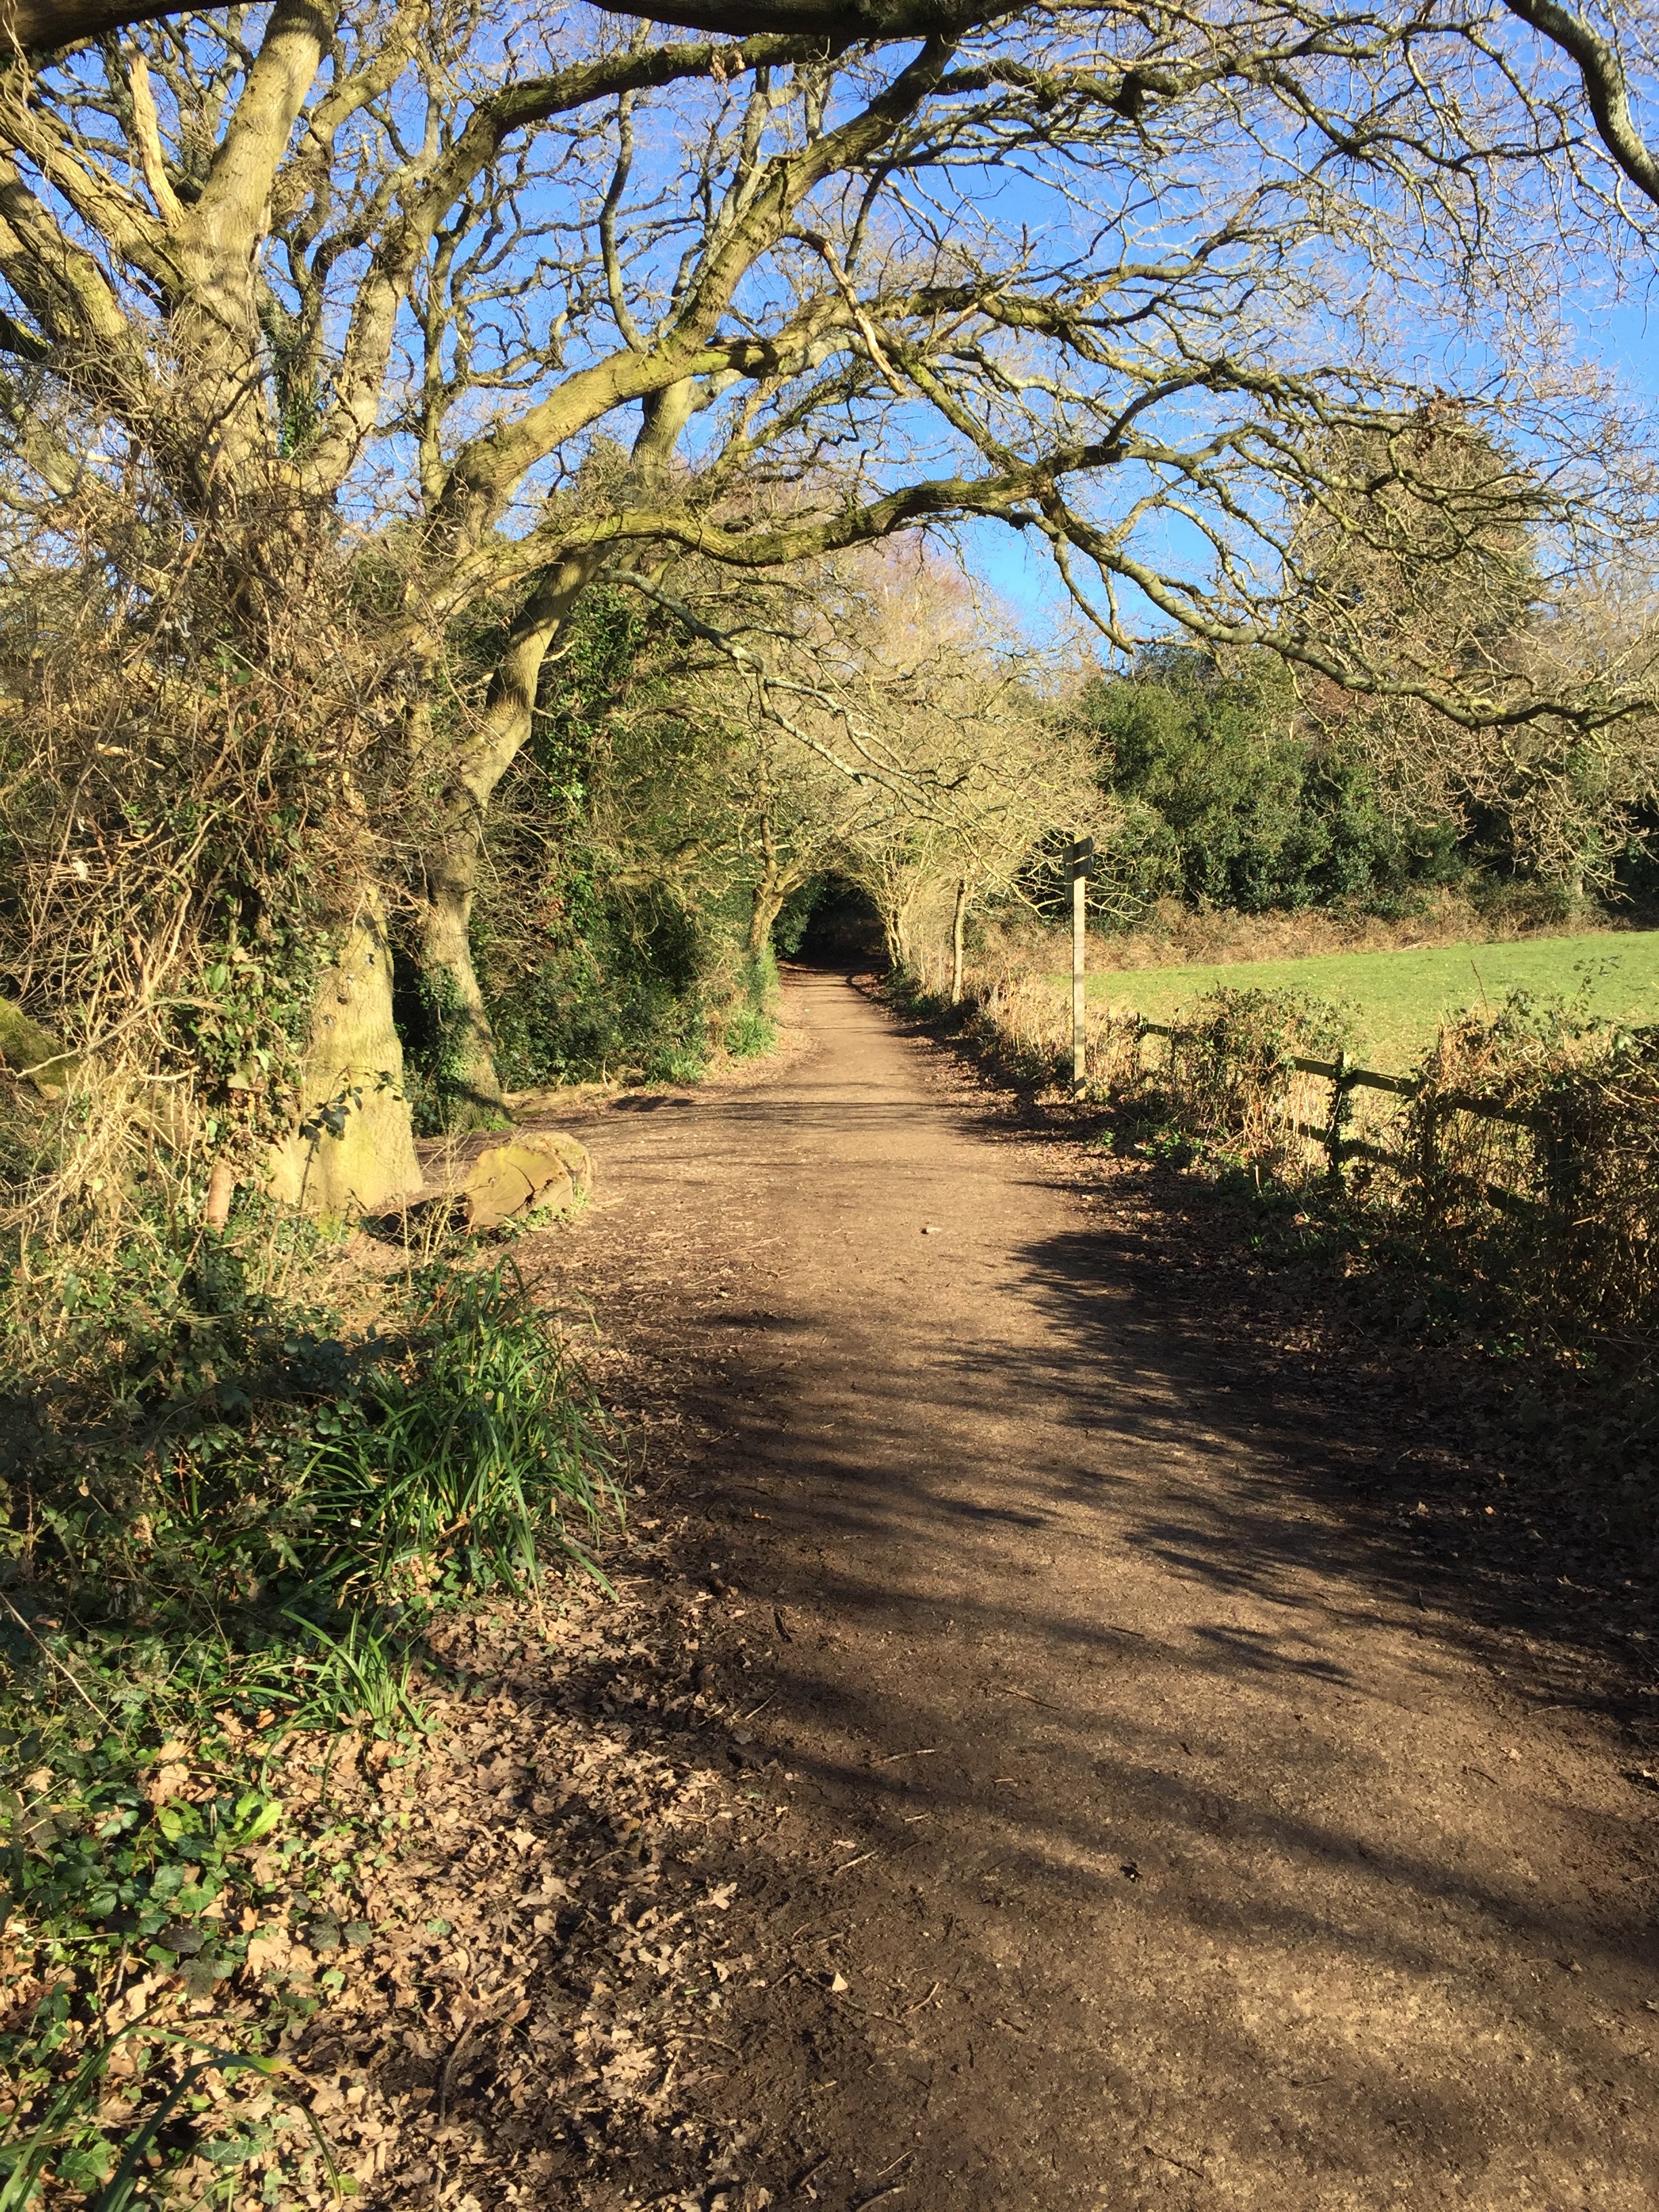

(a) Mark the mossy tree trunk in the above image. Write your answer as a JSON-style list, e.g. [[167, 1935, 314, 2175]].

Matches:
[[413, 560, 596, 1129], [0, 994, 75, 1094], [266, 891, 421, 1216]]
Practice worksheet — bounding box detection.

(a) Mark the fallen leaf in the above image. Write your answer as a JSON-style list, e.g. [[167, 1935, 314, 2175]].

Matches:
[[245, 1929, 291, 1974]]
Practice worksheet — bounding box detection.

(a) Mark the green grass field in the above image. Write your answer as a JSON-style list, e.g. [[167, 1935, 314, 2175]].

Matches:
[[1062, 930, 1659, 1073]]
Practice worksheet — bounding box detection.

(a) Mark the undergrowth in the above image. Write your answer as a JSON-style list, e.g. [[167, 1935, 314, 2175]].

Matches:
[[0, 1155, 621, 2209]]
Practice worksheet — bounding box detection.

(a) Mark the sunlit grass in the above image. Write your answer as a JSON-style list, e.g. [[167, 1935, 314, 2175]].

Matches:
[[1057, 929, 1659, 1071]]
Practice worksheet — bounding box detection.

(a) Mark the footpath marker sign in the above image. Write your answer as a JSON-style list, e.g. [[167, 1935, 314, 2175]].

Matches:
[[1067, 836, 1094, 1090]]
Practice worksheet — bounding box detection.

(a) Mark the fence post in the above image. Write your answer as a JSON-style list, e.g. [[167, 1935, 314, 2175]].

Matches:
[[1534, 1086, 1584, 1237], [1418, 1092, 1439, 1197], [1324, 1050, 1351, 1184], [1071, 868, 1086, 1090], [1067, 836, 1094, 1092]]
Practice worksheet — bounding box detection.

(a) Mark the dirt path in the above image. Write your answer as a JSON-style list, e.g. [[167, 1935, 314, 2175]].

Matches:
[[541, 968, 1659, 2211]]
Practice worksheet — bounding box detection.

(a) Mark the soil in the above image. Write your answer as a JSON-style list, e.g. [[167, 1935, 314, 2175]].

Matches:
[[521, 965, 1659, 2211], [343, 965, 1659, 2212]]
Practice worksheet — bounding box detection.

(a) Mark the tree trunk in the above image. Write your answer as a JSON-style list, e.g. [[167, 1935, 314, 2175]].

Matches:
[[266, 889, 421, 1216], [881, 893, 915, 972], [949, 876, 968, 1004], [413, 557, 596, 1128], [417, 827, 508, 1130], [747, 815, 788, 959], [748, 885, 786, 959]]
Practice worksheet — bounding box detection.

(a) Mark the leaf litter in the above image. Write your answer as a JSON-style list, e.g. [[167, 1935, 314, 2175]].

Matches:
[[263, 1576, 782, 2212], [4, 1553, 783, 2212]]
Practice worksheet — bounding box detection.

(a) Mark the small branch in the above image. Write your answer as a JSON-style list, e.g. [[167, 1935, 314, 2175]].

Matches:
[[0, 1589, 108, 1720], [598, 92, 645, 352]]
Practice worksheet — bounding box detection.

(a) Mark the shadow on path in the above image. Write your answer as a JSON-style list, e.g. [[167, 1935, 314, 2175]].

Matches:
[[547, 972, 1659, 2212]]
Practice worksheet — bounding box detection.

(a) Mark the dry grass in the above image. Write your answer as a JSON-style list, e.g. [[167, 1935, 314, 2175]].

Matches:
[[1078, 890, 1620, 974]]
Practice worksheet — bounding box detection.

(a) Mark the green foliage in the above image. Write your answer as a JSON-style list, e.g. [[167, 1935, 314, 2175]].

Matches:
[[722, 1006, 777, 1059], [773, 877, 828, 956], [5, 1227, 617, 1620], [300, 1263, 619, 1598], [1151, 986, 1354, 1170], [0, 1188, 619, 2205], [0, 2019, 310, 2212], [178, 911, 340, 1159], [1188, 983, 1353, 1065], [0, 1646, 366, 2208], [455, 586, 789, 1090], [483, 889, 718, 1088], [0, 1597, 439, 2017], [396, 960, 468, 1135], [1079, 645, 1465, 917], [1293, 415, 1543, 661], [2, 1711, 282, 1982]]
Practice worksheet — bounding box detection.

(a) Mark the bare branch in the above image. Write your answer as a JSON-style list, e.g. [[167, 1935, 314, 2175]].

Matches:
[[1498, 0, 1659, 207]]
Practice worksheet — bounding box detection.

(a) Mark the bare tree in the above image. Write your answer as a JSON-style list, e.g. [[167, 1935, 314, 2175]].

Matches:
[[1292, 411, 1659, 893], [2, 0, 1656, 1201], [811, 592, 1093, 972]]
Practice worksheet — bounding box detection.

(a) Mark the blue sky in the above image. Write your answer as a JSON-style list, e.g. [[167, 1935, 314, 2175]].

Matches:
[[1600, 295, 1659, 396]]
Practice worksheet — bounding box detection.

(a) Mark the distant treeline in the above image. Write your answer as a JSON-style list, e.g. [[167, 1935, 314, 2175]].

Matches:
[[1073, 645, 1659, 922]]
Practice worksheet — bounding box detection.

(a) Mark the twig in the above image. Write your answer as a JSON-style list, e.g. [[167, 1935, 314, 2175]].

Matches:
[[0, 1590, 106, 1719], [829, 1990, 905, 2028], [739, 1693, 776, 1723], [1144, 2145, 1209, 2183], [874, 1746, 936, 1764], [829, 1849, 877, 1877], [437, 2028, 477, 2125]]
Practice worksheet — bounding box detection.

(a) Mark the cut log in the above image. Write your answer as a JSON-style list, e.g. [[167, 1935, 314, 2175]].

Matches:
[[462, 1136, 591, 1230]]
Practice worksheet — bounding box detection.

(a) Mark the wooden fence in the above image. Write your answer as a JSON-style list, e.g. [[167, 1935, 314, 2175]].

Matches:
[[1133, 1019, 1550, 1215]]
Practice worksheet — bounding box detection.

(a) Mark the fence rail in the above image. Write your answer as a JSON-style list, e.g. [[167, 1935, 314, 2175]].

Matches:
[[1131, 1017, 1547, 1208]]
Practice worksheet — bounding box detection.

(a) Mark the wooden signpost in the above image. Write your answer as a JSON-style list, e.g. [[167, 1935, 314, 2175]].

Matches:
[[1066, 836, 1094, 1090]]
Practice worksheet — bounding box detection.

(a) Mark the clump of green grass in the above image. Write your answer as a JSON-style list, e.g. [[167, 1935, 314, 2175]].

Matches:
[[301, 1263, 621, 1599], [722, 1007, 777, 1060], [5, 1254, 618, 1621]]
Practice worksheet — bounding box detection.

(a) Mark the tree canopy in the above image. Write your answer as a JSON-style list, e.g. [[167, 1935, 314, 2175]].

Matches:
[[2, 0, 1658, 1198]]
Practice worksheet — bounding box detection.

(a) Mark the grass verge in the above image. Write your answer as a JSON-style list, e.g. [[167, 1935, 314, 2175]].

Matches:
[[1, 1183, 621, 2208]]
